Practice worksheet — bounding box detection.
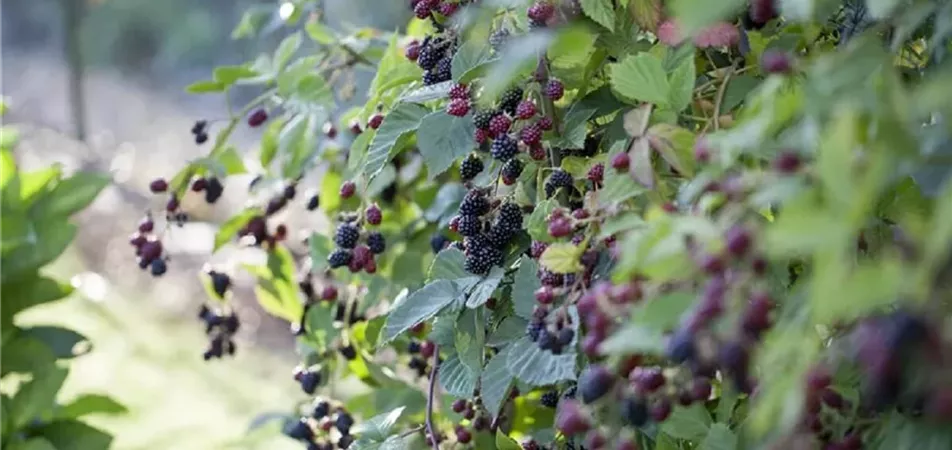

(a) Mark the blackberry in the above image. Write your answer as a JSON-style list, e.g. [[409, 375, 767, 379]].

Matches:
[[491, 135, 519, 161], [489, 27, 510, 51], [499, 86, 524, 115], [488, 114, 512, 137], [338, 435, 354, 449], [334, 223, 360, 249], [312, 401, 331, 419], [408, 340, 422, 354], [285, 418, 315, 441], [487, 224, 515, 248], [367, 232, 386, 254], [465, 252, 493, 275], [300, 371, 321, 394], [501, 158, 523, 185], [448, 83, 469, 99], [417, 44, 441, 70], [460, 154, 484, 181], [365, 204, 382, 225], [520, 124, 542, 146], [422, 70, 441, 86], [435, 57, 453, 82], [527, 320, 544, 341], [456, 215, 482, 237], [578, 365, 614, 404], [446, 98, 470, 117], [539, 269, 564, 287], [328, 249, 353, 268], [538, 330, 558, 351], [335, 412, 354, 435], [587, 163, 604, 184], [149, 178, 168, 193], [527, 1, 555, 25], [430, 234, 449, 253], [545, 169, 573, 197], [458, 190, 489, 216], [191, 120, 207, 135], [563, 385, 577, 399], [557, 328, 575, 346], [195, 132, 209, 144], [464, 242, 502, 275], [473, 110, 498, 130], [150, 258, 168, 276], [516, 100, 537, 120], [540, 391, 559, 408], [544, 79, 564, 100], [496, 202, 523, 231], [209, 271, 231, 298], [248, 108, 269, 127], [622, 397, 648, 427], [205, 177, 224, 203]]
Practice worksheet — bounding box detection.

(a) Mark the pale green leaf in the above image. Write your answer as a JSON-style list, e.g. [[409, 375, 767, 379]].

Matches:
[[467, 267, 505, 308], [610, 53, 670, 106], [512, 258, 541, 320], [668, 51, 696, 113], [452, 40, 496, 82], [700, 423, 737, 450], [439, 353, 479, 398], [364, 103, 429, 178], [382, 280, 461, 342], [352, 407, 405, 442], [417, 111, 476, 179], [539, 242, 584, 274], [505, 336, 577, 386], [580, 0, 616, 31], [660, 404, 712, 441]]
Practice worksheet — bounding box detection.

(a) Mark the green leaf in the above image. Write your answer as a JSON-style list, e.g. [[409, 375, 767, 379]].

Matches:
[[554, 107, 596, 149], [631, 292, 695, 332], [439, 353, 479, 398], [214, 209, 259, 251], [598, 323, 666, 355], [610, 52, 671, 106], [305, 301, 337, 352], [399, 81, 453, 103], [4, 439, 57, 450], [382, 280, 461, 342], [1, 275, 74, 324], [429, 313, 458, 348], [30, 172, 109, 219], [526, 199, 557, 243], [1, 221, 77, 283], [369, 35, 422, 98], [10, 365, 68, 429], [20, 165, 63, 203], [56, 394, 127, 420], [352, 406, 405, 442], [452, 40, 496, 82], [496, 429, 522, 450], [428, 248, 471, 282], [424, 183, 466, 224], [213, 65, 257, 85], [364, 103, 429, 178], [417, 111, 476, 179], [512, 258, 541, 320], [488, 317, 529, 346], [305, 21, 336, 45], [539, 242, 584, 274], [599, 168, 646, 207], [273, 32, 302, 74], [721, 75, 761, 112], [185, 80, 226, 94], [505, 335, 577, 386], [455, 308, 485, 373], [467, 267, 505, 308], [660, 404, 712, 441], [668, 0, 746, 37], [309, 232, 333, 273], [1, 335, 57, 377], [580, 0, 615, 31], [700, 423, 737, 450], [648, 123, 696, 177], [21, 326, 89, 359], [667, 51, 696, 113], [483, 32, 555, 101], [481, 347, 516, 416], [35, 420, 112, 450]]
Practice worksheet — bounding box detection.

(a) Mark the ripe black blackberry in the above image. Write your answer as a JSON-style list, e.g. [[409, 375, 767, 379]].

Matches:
[[460, 154, 484, 180], [540, 391, 559, 408], [191, 120, 208, 135], [491, 135, 519, 161], [334, 223, 360, 249], [204, 177, 224, 203], [328, 249, 353, 268], [435, 57, 453, 82], [312, 401, 331, 419], [538, 330, 559, 352], [335, 412, 354, 435], [456, 215, 482, 237], [545, 169, 573, 197], [417, 43, 441, 70], [487, 224, 514, 248], [496, 202, 523, 230], [367, 232, 386, 254], [209, 271, 231, 298], [473, 110, 498, 130], [430, 234, 449, 253], [527, 320, 545, 341], [458, 190, 489, 216], [499, 86, 524, 115], [464, 251, 494, 275], [501, 158, 523, 184]]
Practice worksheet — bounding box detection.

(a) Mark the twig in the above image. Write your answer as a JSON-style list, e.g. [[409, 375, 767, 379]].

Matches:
[[398, 425, 425, 438], [705, 66, 734, 133], [426, 344, 441, 450]]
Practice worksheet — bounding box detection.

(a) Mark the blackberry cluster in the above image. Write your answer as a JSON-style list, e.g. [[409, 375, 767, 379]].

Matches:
[[128, 214, 169, 277], [413, 35, 457, 86], [198, 303, 239, 360], [283, 394, 358, 450], [540, 390, 559, 408], [544, 169, 574, 198], [458, 190, 490, 216], [460, 153, 484, 181], [190, 177, 224, 203], [488, 27, 510, 52], [326, 218, 384, 274]]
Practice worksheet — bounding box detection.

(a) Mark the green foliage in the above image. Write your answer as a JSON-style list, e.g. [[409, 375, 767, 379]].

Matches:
[[1, 121, 123, 447]]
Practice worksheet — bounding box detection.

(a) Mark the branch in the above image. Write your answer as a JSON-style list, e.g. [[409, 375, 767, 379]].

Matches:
[[426, 344, 441, 450]]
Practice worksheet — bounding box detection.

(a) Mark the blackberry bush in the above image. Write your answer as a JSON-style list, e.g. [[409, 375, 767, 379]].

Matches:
[[136, 1, 952, 449]]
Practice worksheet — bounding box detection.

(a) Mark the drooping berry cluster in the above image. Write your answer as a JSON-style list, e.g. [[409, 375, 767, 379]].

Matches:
[[283, 394, 358, 450], [198, 270, 240, 360], [327, 216, 385, 274], [190, 119, 209, 145], [450, 190, 524, 275], [128, 213, 168, 277]]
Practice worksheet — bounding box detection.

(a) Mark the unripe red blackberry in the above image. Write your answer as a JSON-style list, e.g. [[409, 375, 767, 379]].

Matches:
[[340, 180, 356, 198], [491, 135, 519, 161], [191, 177, 208, 192], [413, 0, 433, 18], [631, 367, 666, 393], [587, 163, 604, 184], [455, 427, 472, 444], [749, 0, 779, 25], [694, 140, 712, 163], [247, 108, 268, 127], [349, 119, 363, 135], [321, 285, 338, 301], [365, 204, 382, 225], [149, 178, 169, 193], [773, 151, 801, 174], [451, 399, 467, 413], [537, 116, 554, 130], [650, 398, 673, 422], [555, 399, 590, 435], [544, 79, 564, 100], [367, 113, 384, 130], [446, 98, 470, 117], [353, 245, 372, 267], [530, 241, 548, 258], [520, 124, 543, 146], [548, 216, 572, 238], [516, 100, 537, 119], [762, 49, 793, 74], [725, 225, 752, 257], [419, 340, 435, 358], [488, 114, 512, 137], [448, 83, 470, 100], [166, 195, 180, 212], [438, 1, 458, 16], [501, 158, 524, 185], [535, 286, 555, 304], [584, 430, 607, 449], [474, 128, 489, 144], [529, 143, 546, 160], [527, 1, 556, 25]]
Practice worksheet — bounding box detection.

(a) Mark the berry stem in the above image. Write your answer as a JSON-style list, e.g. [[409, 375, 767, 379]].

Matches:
[[426, 344, 441, 450]]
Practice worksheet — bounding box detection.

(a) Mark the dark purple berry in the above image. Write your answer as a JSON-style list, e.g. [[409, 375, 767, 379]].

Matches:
[[516, 100, 537, 119], [365, 204, 382, 225], [578, 364, 615, 404], [247, 108, 268, 127], [340, 181, 356, 198], [544, 79, 564, 100], [149, 178, 168, 193], [368, 114, 384, 130], [447, 99, 470, 117]]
